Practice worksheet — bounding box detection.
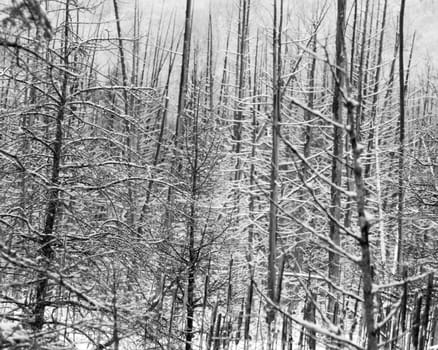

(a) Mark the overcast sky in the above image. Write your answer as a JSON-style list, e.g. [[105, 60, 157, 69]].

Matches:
[[82, 0, 438, 79], [117, 0, 438, 67]]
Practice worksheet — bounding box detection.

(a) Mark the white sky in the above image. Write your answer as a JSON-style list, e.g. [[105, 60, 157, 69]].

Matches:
[[123, 0, 438, 68]]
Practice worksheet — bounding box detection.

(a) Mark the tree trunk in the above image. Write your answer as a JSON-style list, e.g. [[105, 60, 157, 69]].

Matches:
[[328, 0, 346, 327], [267, 1, 283, 347], [175, 0, 193, 139], [32, 0, 70, 332], [396, 0, 406, 272], [185, 81, 200, 350], [418, 273, 434, 350]]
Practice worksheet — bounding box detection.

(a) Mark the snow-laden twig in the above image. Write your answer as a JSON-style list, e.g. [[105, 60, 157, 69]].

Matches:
[[372, 271, 431, 292]]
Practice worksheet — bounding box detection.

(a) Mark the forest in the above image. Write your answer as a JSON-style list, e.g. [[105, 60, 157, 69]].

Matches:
[[0, 0, 437, 349]]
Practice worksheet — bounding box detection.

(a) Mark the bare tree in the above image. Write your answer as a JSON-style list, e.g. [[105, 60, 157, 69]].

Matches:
[[327, 0, 346, 326]]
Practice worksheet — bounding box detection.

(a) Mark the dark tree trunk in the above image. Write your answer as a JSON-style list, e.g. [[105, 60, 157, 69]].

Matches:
[[32, 0, 70, 332], [328, 0, 346, 326], [396, 0, 406, 271]]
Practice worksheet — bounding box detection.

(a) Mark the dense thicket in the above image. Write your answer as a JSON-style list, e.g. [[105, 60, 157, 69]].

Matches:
[[0, 0, 437, 349]]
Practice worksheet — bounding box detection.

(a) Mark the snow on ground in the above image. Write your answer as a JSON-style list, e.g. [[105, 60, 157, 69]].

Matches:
[[0, 321, 31, 345]]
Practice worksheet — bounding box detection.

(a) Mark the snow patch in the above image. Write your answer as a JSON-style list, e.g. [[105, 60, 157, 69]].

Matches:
[[0, 321, 30, 345]]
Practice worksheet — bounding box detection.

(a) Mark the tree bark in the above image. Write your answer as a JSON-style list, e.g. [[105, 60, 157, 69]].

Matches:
[[419, 273, 434, 350], [185, 81, 200, 350], [346, 99, 378, 350], [267, 2, 283, 344], [175, 0, 193, 139], [328, 0, 346, 326], [396, 0, 406, 272], [32, 0, 70, 332]]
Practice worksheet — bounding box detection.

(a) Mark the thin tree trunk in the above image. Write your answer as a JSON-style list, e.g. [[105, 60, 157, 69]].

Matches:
[[328, 0, 346, 328], [267, 1, 283, 348], [112, 0, 135, 230], [207, 12, 214, 114], [219, 27, 231, 112], [233, 0, 250, 160], [346, 93, 378, 350], [222, 258, 234, 350], [175, 0, 193, 139], [412, 293, 422, 350], [244, 29, 260, 350], [355, 0, 370, 138], [32, 0, 70, 332], [199, 257, 211, 350], [349, 0, 358, 83], [112, 267, 119, 350], [213, 313, 222, 350], [344, 0, 359, 230], [207, 300, 219, 350], [419, 273, 434, 350], [167, 280, 178, 350], [430, 306, 438, 347], [365, 0, 388, 266], [396, 0, 406, 272], [235, 298, 245, 345], [303, 26, 317, 176], [166, 0, 193, 225], [185, 81, 201, 350]]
